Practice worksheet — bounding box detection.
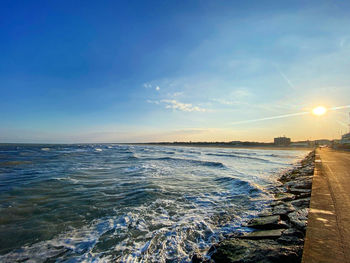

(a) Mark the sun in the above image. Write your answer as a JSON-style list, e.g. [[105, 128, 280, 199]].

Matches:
[[312, 106, 327, 116]]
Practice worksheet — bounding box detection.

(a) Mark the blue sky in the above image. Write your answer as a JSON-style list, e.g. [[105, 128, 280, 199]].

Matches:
[[1, 0, 350, 143]]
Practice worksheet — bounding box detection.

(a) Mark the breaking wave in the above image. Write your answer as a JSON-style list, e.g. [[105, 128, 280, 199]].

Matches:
[[0, 144, 309, 262]]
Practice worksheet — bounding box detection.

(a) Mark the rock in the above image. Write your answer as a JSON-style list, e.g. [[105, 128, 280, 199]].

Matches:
[[272, 203, 295, 215], [277, 235, 304, 245], [288, 187, 311, 196], [277, 229, 305, 245], [192, 253, 210, 263], [299, 166, 314, 175], [285, 177, 312, 189], [240, 229, 285, 239], [247, 215, 289, 230], [270, 200, 284, 207], [192, 253, 203, 263], [282, 228, 305, 238], [274, 193, 295, 202], [288, 208, 309, 231], [202, 151, 315, 263], [258, 209, 273, 217], [290, 198, 311, 209], [210, 238, 302, 263]]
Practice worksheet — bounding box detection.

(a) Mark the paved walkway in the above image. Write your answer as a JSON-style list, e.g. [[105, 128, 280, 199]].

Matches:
[[302, 148, 350, 263]]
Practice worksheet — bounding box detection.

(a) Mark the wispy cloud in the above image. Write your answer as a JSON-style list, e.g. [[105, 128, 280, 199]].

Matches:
[[143, 83, 152, 89], [230, 88, 252, 98], [211, 98, 241, 106], [146, 99, 160, 105], [144, 82, 160, 91], [211, 88, 252, 106], [167, 91, 184, 97], [162, 100, 206, 112], [148, 99, 206, 112]]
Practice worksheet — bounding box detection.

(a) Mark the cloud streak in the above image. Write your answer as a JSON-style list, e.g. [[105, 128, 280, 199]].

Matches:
[[231, 111, 309, 125], [148, 99, 206, 112], [275, 65, 296, 90], [230, 105, 350, 126], [162, 99, 206, 112]]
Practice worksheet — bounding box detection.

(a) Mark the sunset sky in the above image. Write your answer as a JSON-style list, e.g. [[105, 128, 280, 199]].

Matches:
[[1, 0, 350, 143]]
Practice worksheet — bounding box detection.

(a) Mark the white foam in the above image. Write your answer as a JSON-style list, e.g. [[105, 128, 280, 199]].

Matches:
[[41, 148, 50, 151]]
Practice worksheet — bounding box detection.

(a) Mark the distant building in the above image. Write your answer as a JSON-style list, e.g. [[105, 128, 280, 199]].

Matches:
[[314, 139, 331, 146], [341, 133, 350, 145], [290, 142, 309, 147], [274, 136, 291, 146], [339, 112, 350, 146]]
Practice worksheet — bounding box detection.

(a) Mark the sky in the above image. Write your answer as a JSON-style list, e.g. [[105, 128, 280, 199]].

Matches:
[[1, 0, 350, 143]]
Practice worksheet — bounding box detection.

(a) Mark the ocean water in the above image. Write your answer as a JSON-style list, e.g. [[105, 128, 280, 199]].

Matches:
[[0, 144, 309, 262]]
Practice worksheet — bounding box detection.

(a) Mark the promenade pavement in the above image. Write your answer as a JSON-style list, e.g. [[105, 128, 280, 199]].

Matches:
[[302, 148, 350, 263]]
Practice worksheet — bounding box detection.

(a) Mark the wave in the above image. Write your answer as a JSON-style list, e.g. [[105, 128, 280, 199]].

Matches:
[[0, 144, 306, 262], [149, 157, 225, 168], [205, 153, 271, 162], [159, 151, 176, 155], [41, 147, 50, 151], [213, 176, 262, 195]]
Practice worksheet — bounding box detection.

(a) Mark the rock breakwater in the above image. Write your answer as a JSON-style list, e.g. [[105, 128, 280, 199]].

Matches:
[[192, 151, 315, 263]]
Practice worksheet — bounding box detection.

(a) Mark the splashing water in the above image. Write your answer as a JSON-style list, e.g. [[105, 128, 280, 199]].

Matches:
[[0, 144, 309, 262]]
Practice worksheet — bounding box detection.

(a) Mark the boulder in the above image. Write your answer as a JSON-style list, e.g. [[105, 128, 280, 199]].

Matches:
[[272, 203, 295, 215], [240, 229, 285, 239], [285, 177, 312, 190], [277, 228, 305, 245], [247, 215, 289, 230], [290, 198, 311, 209], [274, 193, 295, 202], [209, 238, 302, 263], [288, 208, 309, 231], [288, 188, 311, 196]]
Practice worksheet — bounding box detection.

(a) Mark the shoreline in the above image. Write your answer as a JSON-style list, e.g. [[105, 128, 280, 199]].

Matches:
[[0, 143, 313, 151], [192, 150, 315, 262], [128, 143, 314, 151]]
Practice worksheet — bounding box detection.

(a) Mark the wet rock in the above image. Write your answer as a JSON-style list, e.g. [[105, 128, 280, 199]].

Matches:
[[272, 203, 295, 215], [240, 229, 284, 239], [299, 166, 314, 175], [270, 200, 284, 207], [258, 208, 274, 217], [288, 208, 309, 231], [247, 215, 278, 227], [192, 253, 213, 263], [210, 239, 302, 263], [277, 235, 304, 245], [205, 151, 315, 263], [285, 177, 312, 190], [288, 187, 311, 196], [290, 198, 311, 209], [282, 228, 304, 238], [192, 253, 203, 263], [277, 229, 305, 245], [247, 215, 289, 230], [274, 193, 295, 202]]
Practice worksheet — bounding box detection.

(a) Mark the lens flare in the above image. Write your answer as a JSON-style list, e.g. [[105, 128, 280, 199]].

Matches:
[[312, 106, 327, 116]]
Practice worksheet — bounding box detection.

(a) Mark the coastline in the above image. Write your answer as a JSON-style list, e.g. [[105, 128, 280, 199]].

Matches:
[[192, 150, 315, 262], [128, 143, 313, 151]]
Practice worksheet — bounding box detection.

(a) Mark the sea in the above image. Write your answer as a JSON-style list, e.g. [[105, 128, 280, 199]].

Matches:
[[0, 144, 309, 262]]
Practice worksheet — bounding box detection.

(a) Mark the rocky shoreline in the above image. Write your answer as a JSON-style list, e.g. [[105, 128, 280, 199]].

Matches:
[[192, 150, 315, 263]]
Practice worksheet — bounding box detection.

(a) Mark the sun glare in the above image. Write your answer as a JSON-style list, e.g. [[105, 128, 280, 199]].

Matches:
[[312, 106, 327, 116]]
